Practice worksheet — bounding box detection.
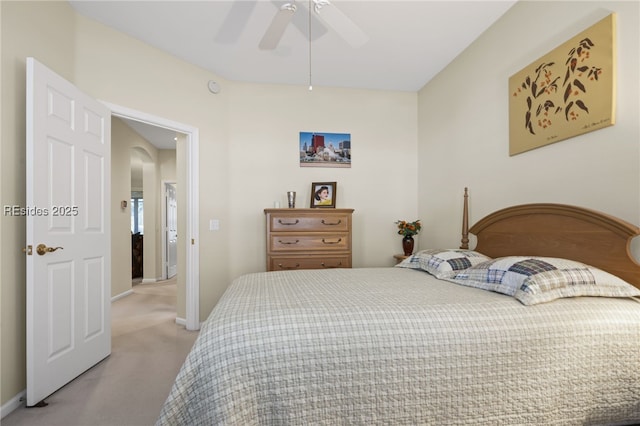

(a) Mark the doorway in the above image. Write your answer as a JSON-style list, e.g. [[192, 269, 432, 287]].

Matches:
[[163, 181, 178, 280], [107, 102, 200, 331], [129, 150, 177, 283], [129, 146, 154, 284]]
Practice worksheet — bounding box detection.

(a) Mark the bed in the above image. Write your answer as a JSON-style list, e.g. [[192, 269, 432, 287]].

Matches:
[[157, 190, 640, 425]]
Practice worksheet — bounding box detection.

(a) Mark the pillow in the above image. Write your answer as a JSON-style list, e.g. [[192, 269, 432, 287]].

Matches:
[[445, 256, 640, 305], [395, 249, 492, 279]]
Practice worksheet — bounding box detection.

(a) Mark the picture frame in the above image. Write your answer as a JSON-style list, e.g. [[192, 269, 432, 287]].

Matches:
[[300, 132, 351, 168], [508, 14, 616, 156], [310, 182, 336, 208]]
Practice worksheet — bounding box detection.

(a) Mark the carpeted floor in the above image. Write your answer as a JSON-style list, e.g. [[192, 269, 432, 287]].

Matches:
[[2, 278, 199, 426]]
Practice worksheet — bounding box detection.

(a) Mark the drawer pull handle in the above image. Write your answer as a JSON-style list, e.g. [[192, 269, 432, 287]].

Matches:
[[278, 219, 300, 225], [278, 263, 300, 270], [278, 239, 300, 245], [322, 238, 342, 244], [321, 262, 343, 268], [321, 219, 342, 226]]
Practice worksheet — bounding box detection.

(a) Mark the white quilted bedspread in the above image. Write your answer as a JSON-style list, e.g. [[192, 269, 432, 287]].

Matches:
[[157, 268, 640, 425]]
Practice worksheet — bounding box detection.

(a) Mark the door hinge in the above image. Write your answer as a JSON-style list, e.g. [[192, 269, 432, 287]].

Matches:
[[191, 238, 195, 245], [23, 245, 33, 255]]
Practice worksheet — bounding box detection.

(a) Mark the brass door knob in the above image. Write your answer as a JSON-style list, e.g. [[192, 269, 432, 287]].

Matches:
[[36, 244, 63, 256]]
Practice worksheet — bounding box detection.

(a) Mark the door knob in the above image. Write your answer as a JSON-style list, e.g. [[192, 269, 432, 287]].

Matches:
[[36, 244, 63, 256]]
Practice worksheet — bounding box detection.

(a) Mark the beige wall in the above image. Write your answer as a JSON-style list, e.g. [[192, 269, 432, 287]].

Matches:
[[111, 118, 134, 297], [71, 11, 234, 317], [226, 83, 418, 279], [159, 150, 177, 183], [1, 0, 77, 408], [3, 0, 638, 411], [417, 1, 639, 253], [1, 1, 418, 406]]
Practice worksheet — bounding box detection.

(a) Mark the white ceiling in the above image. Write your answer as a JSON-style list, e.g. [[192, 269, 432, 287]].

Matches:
[[70, 0, 517, 147], [120, 117, 178, 150]]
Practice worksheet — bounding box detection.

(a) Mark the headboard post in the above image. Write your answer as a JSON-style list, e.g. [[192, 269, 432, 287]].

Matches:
[[460, 187, 470, 249]]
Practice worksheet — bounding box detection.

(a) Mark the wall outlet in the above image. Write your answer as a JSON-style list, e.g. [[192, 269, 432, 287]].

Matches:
[[209, 219, 220, 231]]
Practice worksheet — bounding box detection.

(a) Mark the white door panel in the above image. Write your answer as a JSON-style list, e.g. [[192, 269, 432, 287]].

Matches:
[[166, 183, 177, 279], [26, 57, 111, 406]]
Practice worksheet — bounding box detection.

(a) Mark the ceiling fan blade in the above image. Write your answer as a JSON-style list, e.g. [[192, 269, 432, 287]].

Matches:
[[215, 1, 257, 44], [314, 1, 368, 48], [259, 3, 297, 50]]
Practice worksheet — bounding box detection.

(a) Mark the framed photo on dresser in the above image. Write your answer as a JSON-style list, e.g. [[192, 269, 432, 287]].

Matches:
[[310, 182, 336, 208]]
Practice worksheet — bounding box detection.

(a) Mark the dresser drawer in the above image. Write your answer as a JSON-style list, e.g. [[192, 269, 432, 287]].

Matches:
[[269, 255, 351, 271], [264, 208, 354, 272], [269, 213, 350, 232], [269, 233, 349, 252]]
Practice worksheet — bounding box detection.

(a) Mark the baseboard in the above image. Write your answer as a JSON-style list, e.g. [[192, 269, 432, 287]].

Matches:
[[1, 390, 25, 419], [111, 289, 134, 302], [141, 278, 157, 284]]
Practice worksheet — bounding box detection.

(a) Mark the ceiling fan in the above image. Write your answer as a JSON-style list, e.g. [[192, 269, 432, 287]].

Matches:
[[259, 0, 368, 50]]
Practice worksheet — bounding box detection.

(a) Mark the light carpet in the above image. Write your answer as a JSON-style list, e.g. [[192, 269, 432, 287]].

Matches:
[[2, 278, 198, 426]]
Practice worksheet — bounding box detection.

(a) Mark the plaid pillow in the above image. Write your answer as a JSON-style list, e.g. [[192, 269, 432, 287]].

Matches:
[[445, 256, 640, 305], [395, 249, 492, 278]]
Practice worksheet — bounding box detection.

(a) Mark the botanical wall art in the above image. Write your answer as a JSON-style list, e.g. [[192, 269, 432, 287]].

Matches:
[[508, 13, 616, 156], [300, 132, 351, 168]]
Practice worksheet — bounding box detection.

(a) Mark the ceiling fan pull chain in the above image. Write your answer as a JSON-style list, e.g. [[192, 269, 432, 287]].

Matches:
[[308, 0, 313, 91]]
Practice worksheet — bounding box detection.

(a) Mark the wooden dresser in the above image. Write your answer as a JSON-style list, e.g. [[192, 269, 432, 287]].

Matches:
[[264, 208, 354, 271]]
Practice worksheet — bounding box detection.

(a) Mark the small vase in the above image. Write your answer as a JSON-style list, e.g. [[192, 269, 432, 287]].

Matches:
[[402, 235, 414, 256]]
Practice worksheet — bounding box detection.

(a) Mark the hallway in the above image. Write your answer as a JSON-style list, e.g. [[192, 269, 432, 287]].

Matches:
[[3, 278, 198, 426]]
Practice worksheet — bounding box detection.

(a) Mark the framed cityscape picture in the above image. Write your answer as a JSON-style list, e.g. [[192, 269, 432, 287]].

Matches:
[[299, 132, 351, 168]]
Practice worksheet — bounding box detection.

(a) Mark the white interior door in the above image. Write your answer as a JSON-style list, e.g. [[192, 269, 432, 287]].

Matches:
[[165, 182, 178, 279], [26, 57, 111, 406]]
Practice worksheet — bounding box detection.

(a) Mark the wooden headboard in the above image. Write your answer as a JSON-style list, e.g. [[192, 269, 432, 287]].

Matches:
[[459, 188, 640, 289]]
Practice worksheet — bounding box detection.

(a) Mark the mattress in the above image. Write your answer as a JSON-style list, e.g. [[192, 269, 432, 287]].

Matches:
[[157, 267, 640, 425]]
